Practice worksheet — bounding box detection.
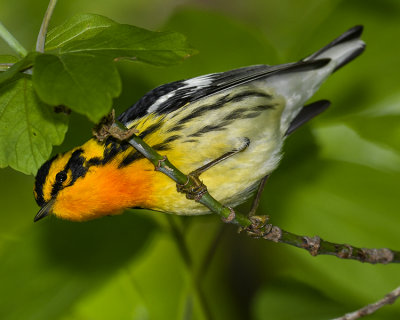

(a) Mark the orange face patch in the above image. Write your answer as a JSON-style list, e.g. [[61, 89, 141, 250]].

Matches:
[[51, 159, 157, 221]]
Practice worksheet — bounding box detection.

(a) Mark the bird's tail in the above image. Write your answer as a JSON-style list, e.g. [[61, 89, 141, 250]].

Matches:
[[303, 25, 366, 72], [276, 26, 365, 135]]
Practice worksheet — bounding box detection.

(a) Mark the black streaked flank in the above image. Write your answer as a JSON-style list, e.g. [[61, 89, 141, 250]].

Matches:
[[183, 139, 198, 143], [174, 90, 272, 128], [228, 90, 272, 103], [175, 103, 221, 127], [138, 121, 163, 140], [252, 104, 277, 111], [167, 124, 185, 133], [151, 143, 171, 151], [189, 122, 230, 138], [173, 92, 234, 126], [162, 135, 181, 144], [242, 112, 263, 119], [222, 108, 248, 121]]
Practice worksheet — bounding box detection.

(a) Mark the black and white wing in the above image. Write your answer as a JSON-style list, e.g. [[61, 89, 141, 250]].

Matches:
[[118, 60, 330, 125]]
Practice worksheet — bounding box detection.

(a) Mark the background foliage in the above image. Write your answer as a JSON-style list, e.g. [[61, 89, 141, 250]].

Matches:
[[1, 0, 400, 319]]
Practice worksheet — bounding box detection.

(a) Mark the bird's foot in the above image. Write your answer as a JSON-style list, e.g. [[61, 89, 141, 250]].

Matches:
[[176, 173, 208, 201], [241, 215, 281, 242]]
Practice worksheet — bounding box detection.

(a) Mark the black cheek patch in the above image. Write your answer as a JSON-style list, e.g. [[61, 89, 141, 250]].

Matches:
[[34, 154, 59, 207]]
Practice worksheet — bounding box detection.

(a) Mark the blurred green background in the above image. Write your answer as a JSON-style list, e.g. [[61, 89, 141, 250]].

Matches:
[[1, 0, 400, 319]]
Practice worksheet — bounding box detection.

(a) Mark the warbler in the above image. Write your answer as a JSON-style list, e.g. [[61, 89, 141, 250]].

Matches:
[[34, 26, 365, 222]]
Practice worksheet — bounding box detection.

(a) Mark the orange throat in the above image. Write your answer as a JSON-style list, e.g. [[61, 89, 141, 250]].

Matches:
[[52, 159, 157, 221]]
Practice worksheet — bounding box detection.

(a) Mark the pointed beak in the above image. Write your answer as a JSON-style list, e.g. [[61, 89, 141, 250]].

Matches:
[[34, 198, 55, 222]]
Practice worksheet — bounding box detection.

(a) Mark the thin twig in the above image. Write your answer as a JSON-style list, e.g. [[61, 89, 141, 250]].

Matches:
[[92, 113, 400, 265], [36, 0, 58, 52], [246, 219, 400, 264], [332, 286, 400, 320], [0, 22, 27, 57]]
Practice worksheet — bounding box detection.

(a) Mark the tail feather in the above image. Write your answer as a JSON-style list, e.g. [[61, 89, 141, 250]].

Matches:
[[285, 100, 331, 136], [304, 25, 366, 72], [277, 26, 365, 135], [332, 45, 365, 72]]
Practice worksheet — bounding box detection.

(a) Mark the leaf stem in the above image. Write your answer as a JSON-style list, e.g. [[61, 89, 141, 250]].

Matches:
[[0, 22, 28, 57], [36, 0, 58, 52]]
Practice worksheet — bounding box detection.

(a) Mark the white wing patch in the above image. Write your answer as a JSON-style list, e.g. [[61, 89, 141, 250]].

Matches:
[[147, 91, 177, 114], [182, 74, 214, 89], [146, 74, 217, 114]]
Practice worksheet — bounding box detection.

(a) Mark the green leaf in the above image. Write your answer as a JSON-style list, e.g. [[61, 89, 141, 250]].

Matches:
[[0, 76, 68, 175], [0, 51, 38, 85], [33, 53, 121, 122], [46, 13, 117, 51], [35, 15, 195, 123], [60, 24, 197, 66]]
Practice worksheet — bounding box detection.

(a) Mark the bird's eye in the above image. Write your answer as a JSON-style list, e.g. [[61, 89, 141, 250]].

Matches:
[[55, 171, 68, 183]]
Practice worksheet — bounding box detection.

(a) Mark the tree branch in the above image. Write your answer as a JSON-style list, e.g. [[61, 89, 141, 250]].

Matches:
[[36, 0, 58, 53], [93, 112, 400, 265], [332, 286, 400, 320], [246, 217, 399, 264]]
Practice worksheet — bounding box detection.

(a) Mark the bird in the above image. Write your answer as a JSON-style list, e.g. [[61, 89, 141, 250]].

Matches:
[[33, 26, 365, 222]]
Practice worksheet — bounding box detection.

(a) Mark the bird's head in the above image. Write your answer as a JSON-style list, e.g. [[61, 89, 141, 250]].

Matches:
[[33, 138, 155, 222]]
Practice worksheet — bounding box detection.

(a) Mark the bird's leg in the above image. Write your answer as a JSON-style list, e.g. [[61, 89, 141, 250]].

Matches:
[[239, 174, 272, 235], [248, 175, 269, 217], [191, 138, 250, 178], [177, 138, 250, 201]]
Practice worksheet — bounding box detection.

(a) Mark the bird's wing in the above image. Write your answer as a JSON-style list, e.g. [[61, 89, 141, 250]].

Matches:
[[118, 59, 330, 125]]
